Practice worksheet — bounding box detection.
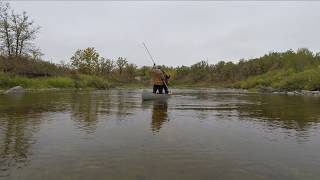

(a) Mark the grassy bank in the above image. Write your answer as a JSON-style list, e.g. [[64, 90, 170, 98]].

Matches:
[[233, 67, 320, 91], [2, 48, 320, 92], [2, 67, 320, 92], [0, 72, 113, 89], [0, 56, 145, 90]]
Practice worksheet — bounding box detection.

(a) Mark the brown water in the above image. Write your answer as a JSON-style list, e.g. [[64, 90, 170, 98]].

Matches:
[[0, 89, 320, 180]]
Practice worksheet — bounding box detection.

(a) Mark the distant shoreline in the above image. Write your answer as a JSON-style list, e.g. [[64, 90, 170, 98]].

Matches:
[[1, 83, 320, 98]]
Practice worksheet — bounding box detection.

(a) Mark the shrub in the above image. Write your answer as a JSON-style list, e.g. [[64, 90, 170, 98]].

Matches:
[[72, 74, 111, 89], [0, 56, 72, 77], [46, 77, 75, 88], [0, 73, 35, 88]]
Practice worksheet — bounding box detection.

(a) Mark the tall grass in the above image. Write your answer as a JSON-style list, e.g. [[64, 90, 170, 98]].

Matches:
[[46, 77, 75, 88], [234, 67, 320, 91], [0, 72, 112, 89], [72, 74, 112, 89]]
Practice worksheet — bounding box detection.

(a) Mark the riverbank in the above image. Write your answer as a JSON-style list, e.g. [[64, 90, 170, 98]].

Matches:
[[2, 83, 320, 98], [0, 72, 114, 89], [2, 49, 320, 94], [1, 68, 320, 97], [258, 88, 320, 96]]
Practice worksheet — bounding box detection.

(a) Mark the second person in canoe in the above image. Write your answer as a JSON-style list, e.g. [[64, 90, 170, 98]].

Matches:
[[161, 69, 170, 94]]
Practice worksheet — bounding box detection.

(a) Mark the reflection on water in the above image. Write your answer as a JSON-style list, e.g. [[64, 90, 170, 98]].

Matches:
[[238, 94, 320, 130], [151, 101, 168, 133], [0, 89, 320, 179], [71, 92, 100, 133], [0, 94, 66, 166]]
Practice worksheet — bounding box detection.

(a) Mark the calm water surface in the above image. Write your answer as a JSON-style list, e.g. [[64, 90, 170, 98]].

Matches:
[[0, 89, 320, 180]]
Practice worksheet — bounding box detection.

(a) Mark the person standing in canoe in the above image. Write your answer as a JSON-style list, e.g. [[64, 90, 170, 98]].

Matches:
[[161, 69, 170, 94], [151, 64, 165, 94]]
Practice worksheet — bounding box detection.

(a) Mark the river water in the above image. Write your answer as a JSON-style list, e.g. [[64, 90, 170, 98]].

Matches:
[[0, 89, 320, 180]]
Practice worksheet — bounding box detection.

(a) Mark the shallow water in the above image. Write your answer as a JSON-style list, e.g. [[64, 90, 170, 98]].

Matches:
[[0, 89, 320, 180]]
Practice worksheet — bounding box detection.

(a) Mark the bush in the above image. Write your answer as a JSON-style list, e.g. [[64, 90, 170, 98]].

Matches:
[[0, 72, 35, 88], [274, 68, 320, 91], [0, 72, 113, 89], [72, 74, 111, 89], [0, 56, 72, 77], [46, 77, 75, 88], [235, 67, 320, 91]]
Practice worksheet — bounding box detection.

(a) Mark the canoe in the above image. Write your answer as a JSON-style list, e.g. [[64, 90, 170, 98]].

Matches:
[[142, 92, 171, 101]]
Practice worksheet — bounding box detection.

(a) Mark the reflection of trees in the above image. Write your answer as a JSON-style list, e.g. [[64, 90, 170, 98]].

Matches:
[[70, 92, 100, 133], [237, 94, 320, 131], [0, 89, 141, 176], [116, 90, 128, 118], [0, 92, 68, 176], [69, 90, 138, 132], [0, 115, 39, 175], [151, 101, 168, 133], [115, 90, 136, 118]]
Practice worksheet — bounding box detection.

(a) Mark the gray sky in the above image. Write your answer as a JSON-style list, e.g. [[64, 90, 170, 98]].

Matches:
[[10, 1, 320, 67]]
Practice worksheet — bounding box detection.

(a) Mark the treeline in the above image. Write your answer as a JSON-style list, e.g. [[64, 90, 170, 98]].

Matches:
[[62, 47, 320, 91], [68, 47, 138, 83], [1, 47, 320, 90], [166, 48, 319, 83], [164, 48, 320, 91]]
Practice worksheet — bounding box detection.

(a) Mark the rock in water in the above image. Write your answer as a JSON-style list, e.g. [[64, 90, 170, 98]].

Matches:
[[5, 86, 25, 95], [259, 86, 276, 93]]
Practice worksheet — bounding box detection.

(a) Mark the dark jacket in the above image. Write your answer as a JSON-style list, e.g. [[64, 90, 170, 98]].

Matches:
[[161, 70, 170, 84]]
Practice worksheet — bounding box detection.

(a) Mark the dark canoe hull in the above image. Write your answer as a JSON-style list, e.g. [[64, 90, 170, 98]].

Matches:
[[142, 92, 171, 101]]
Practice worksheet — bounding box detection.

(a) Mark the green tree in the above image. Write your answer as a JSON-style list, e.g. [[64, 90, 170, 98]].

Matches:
[[116, 57, 128, 74], [98, 57, 114, 75], [175, 65, 190, 82], [70, 47, 100, 74], [190, 60, 209, 82], [124, 63, 137, 82]]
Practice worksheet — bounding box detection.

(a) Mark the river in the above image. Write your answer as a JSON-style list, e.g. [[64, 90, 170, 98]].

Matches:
[[0, 89, 320, 180]]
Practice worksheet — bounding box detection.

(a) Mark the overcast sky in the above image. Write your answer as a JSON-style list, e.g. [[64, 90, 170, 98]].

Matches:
[[9, 1, 320, 67]]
